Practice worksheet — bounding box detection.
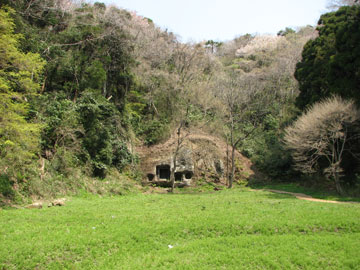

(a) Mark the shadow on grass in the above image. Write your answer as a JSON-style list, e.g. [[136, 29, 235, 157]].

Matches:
[[248, 181, 360, 202], [255, 190, 297, 201]]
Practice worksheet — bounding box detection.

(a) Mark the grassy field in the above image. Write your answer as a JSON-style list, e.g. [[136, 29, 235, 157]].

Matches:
[[1, 189, 360, 269], [250, 183, 360, 202]]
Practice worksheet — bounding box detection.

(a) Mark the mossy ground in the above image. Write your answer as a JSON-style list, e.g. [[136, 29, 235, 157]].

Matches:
[[0, 188, 359, 269]]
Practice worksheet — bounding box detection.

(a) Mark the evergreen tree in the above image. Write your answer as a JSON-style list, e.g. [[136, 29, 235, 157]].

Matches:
[[295, 6, 360, 109]]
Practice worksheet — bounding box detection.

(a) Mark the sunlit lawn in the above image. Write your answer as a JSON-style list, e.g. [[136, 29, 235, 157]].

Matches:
[[1, 189, 359, 269], [251, 182, 360, 202]]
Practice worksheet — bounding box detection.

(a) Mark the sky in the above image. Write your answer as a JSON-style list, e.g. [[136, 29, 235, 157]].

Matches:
[[103, 0, 329, 42]]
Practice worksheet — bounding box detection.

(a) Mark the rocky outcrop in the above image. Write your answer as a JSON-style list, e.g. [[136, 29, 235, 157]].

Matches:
[[25, 198, 66, 209], [137, 129, 255, 188], [49, 198, 66, 207], [143, 145, 194, 187], [25, 202, 43, 209]]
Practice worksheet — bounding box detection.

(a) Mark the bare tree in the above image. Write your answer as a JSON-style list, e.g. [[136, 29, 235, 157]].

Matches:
[[19, 0, 74, 19], [219, 28, 316, 107], [327, 0, 359, 10], [166, 43, 214, 192], [284, 96, 360, 195], [218, 71, 265, 188], [169, 106, 190, 192]]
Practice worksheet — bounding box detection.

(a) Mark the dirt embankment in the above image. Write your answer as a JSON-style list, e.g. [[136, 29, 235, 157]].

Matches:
[[136, 128, 262, 186]]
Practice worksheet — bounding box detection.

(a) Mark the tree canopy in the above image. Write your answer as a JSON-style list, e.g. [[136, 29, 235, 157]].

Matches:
[[1, 0, 360, 202], [0, 6, 45, 180], [295, 5, 360, 109]]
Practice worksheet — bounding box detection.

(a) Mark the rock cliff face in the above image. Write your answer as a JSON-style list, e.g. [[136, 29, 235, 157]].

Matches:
[[137, 129, 255, 188], [143, 146, 195, 187]]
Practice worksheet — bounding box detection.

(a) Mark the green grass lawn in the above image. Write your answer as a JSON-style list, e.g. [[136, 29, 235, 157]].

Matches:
[[250, 182, 360, 202], [1, 189, 360, 269]]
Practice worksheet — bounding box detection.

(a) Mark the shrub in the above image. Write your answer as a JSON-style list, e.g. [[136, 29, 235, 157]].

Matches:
[[0, 174, 14, 199], [284, 96, 360, 194], [140, 119, 170, 145]]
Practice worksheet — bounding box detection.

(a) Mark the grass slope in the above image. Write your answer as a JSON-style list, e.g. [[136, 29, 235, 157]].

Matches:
[[0, 189, 359, 269]]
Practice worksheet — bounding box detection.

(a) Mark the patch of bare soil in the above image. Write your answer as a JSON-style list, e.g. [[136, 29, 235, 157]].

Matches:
[[143, 186, 169, 194], [257, 189, 359, 204]]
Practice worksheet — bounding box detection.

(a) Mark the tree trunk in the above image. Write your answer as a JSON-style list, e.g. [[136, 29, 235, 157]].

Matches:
[[334, 172, 345, 196], [39, 157, 45, 182], [226, 137, 229, 186], [170, 152, 177, 193], [170, 165, 176, 192], [103, 80, 107, 97], [228, 114, 235, 189], [228, 144, 236, 189], [170, 126, 181, 193]]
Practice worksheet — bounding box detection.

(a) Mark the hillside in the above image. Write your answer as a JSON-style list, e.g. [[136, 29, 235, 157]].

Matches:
[[2, 1, 360, 269], [137, 129, 259, 188], [1, 1, 360, 204]]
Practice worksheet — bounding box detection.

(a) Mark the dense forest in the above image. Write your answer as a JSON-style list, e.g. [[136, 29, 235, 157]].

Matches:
[[1, 0, 360, 204]]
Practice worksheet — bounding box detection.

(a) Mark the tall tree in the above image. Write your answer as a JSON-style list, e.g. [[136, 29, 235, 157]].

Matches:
[[295, 5, 360, 109], [218, 71, 265, 188], [0, 6, 45, 177]]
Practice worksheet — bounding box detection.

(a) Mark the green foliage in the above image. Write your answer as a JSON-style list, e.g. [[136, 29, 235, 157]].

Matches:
[[5, 0, 357, 200], [124, 89, 147, 126], [39, 94, 81, 150], [77, 92, 133, 177], [0, 6, 45, 184], [0, 6, 45, 93], [277, 27, 295, 36], [138, 119, 170, 145], [295, 5, 360, 109], [34, 91, 134, 179], [205, 40, 223, 53], [41, 2, 134, 109], [0, 174, 14, 199], [0, 1, 142, 201], [242, 115, 293, 179], [124, 86, 172, 145]]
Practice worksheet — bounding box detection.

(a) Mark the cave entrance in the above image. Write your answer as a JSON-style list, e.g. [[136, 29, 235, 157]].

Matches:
[[185, 172, 193, 179], [147, 174, 155, 181], [175, 172, 182, 182], [156, 165, 170, 180]]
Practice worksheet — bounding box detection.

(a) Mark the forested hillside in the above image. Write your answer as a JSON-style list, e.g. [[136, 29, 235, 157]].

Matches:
[[1, 0, 360, 204]]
